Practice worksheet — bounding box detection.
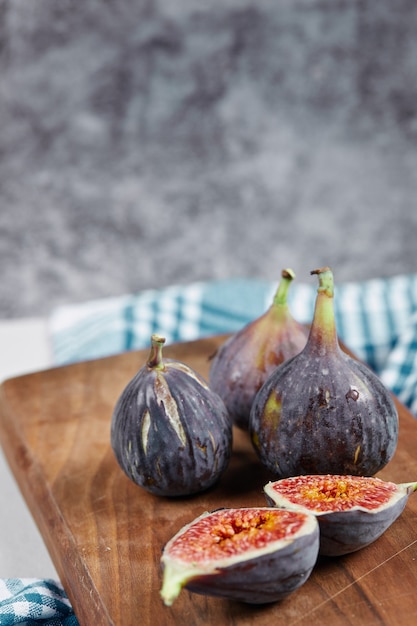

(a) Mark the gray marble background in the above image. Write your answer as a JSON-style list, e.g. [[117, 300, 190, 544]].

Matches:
[[2, 0, 417, 318]]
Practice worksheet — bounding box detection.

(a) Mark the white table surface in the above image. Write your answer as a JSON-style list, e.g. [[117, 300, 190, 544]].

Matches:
[[0, 318, 58, 578]]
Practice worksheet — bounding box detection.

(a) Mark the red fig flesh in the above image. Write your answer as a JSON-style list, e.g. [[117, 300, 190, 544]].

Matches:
[[209, 269, 308, 430], [264, 474, 417, 556], [250, 267, 399, 478], [160, 507, 319, 605]]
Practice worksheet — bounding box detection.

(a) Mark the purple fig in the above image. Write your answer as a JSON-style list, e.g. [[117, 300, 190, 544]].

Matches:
[[264, 474, 417, 556], [160, 506, 319, 606], [209, 269, 308, 430], [250, 267, 399, 478], [111, 334, 232, 497]]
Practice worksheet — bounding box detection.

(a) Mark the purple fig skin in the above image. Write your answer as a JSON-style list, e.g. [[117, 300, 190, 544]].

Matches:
[[249, 268, 399, 478], [264, 477, 417, 557], [160, 508, 319, 606], [209, 269, 308, 430], [315, 496, 408, 556], [111, 335, 232, 497], [186, 526, 318, 603]]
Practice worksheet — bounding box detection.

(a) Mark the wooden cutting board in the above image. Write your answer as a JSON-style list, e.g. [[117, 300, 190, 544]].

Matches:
[[0, 334, 417, 626]]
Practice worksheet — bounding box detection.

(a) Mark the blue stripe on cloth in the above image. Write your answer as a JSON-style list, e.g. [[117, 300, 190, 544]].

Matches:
[[48, 273, 417, 417], [197, 279, 275, 335], [380, 310, 417, 414], [122, 300, 136, 352]]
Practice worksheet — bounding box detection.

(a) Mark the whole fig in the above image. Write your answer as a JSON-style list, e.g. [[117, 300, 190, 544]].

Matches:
[[264, 474, 417, 556], [209, 268, 308, 430], [250, 267, 399, 478], [111, 334, 233, 497], [160, 506, 319, 606]]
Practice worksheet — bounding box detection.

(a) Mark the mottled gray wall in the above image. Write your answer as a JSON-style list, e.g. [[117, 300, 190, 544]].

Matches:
[[1, 0, 417, 317]]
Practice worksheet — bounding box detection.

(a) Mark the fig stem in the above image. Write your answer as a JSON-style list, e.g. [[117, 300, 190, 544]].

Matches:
[[311, 266, 334, 298], [160, 562, 194, 606], [147, 334, 166, 370], [398, 481, 417, 494], [308, 267, 338, 349], [273, 268, 296, 306]]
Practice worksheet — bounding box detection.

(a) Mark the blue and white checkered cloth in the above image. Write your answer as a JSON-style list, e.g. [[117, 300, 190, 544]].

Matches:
[[4, 273, 417, 623], [0, 579, 77, 625], [50, 273, 417, 415]]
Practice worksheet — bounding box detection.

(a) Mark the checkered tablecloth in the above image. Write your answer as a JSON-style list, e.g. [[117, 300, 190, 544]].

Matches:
[[49, 273, 417, 415], [3, 273, 417, 624], [0, 579, 77, 625]]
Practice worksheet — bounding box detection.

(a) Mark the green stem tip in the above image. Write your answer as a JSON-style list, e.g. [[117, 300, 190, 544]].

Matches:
[[308, 266, 338, 347], [147, 334, 166, 370], [310, 266, 334, 298], [273, 268, 296, 306], [399, 481, 417, 495]]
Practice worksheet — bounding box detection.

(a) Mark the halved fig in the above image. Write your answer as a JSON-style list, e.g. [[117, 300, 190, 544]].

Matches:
[[264, 474, 417, 556], [160, 507, 319, 606]]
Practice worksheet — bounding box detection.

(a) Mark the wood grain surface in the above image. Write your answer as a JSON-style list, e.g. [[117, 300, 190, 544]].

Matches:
[[0, 334, 417, 626]]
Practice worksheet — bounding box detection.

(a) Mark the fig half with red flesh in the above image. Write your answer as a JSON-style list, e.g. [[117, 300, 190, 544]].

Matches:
[[264, 475, 417, 556], [160, 507, 319, 606]]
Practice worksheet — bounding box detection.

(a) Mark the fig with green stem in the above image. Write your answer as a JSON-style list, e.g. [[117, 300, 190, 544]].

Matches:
[[209, 268, 308, 430], [250, 267, 399, 478], [111, 334, 233, 497]]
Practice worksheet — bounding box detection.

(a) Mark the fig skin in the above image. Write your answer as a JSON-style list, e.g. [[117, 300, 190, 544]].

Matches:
[[209, 268, 308, 430], [264, 475, 417, 556], [249, 267, 399, 478], [160, 507, 319, 606], [111, 334, 233, 497]]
